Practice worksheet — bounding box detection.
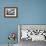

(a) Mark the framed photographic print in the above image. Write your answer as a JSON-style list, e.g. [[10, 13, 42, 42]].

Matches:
[[18, 24, 46, 41], [4, 7, 18, 18]]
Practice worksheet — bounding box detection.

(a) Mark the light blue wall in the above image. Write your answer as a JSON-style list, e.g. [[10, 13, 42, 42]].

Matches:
[[0, 0, 46, 44]]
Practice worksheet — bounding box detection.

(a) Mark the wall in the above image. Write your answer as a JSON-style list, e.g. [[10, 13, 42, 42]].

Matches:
[[0, 0, 46, 45]]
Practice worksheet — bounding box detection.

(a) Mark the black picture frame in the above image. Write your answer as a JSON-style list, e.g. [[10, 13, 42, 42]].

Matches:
[[4, 7, 18, 18]]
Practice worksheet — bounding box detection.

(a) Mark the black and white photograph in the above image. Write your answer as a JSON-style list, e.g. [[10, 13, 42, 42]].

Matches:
[[4, 7, 18, 18], [18, 25, 46, 41]]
